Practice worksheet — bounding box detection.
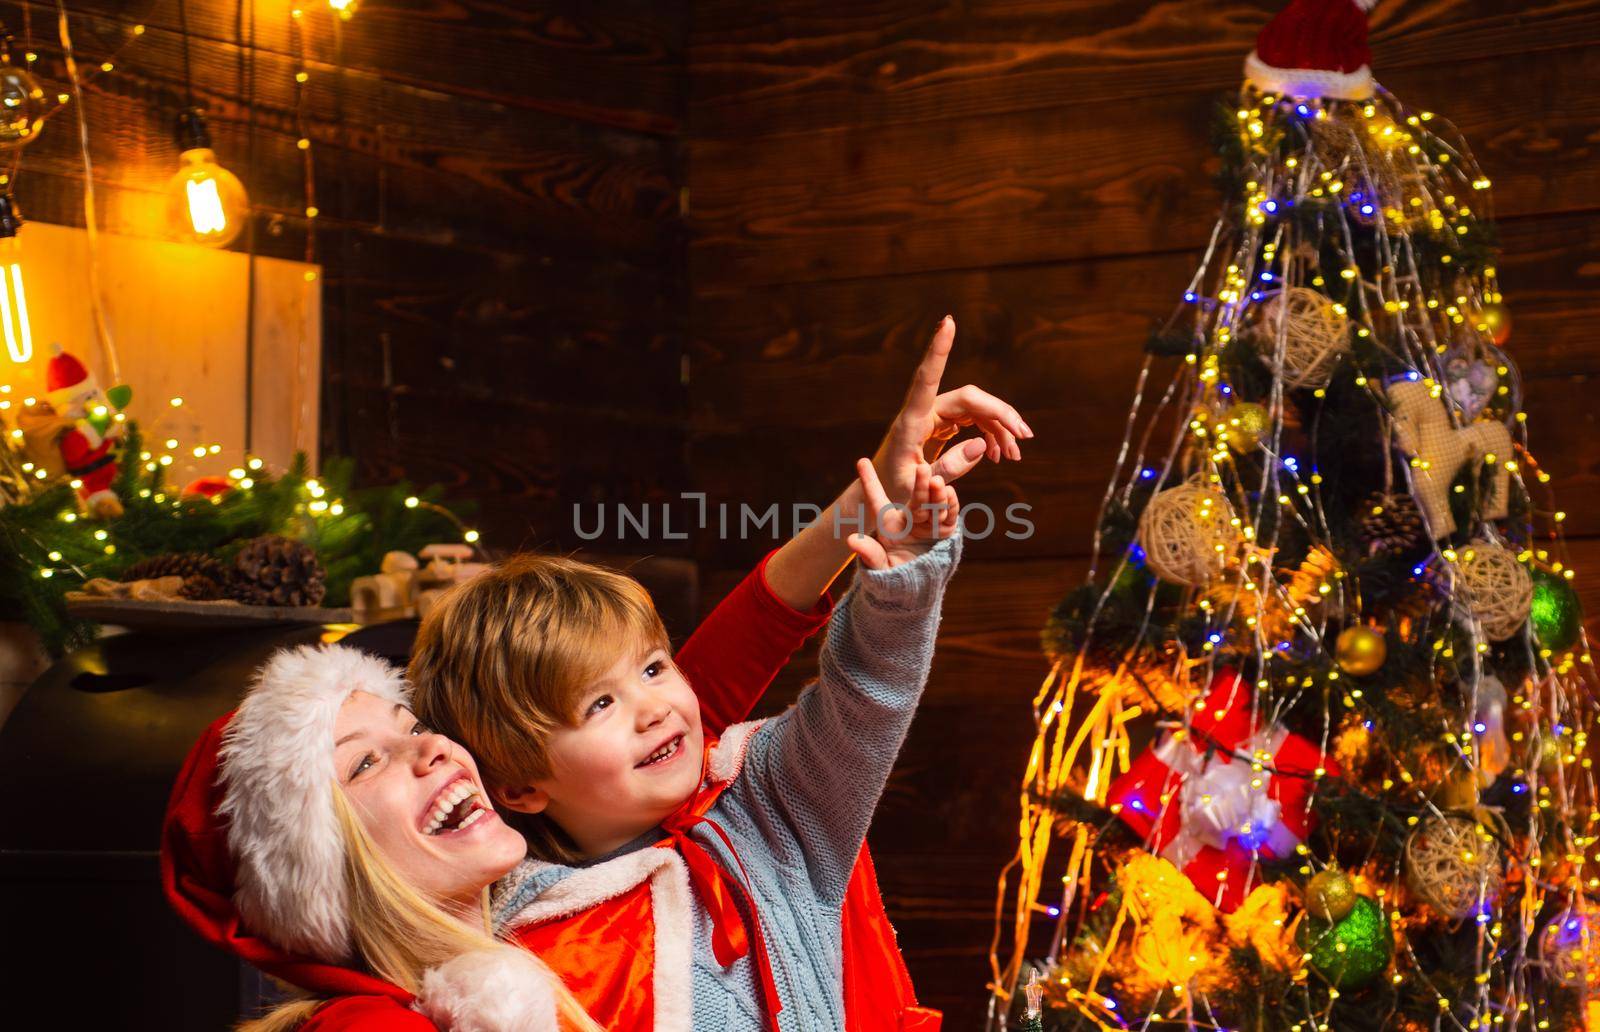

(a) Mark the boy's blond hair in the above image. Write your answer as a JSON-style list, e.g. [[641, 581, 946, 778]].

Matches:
[[407, 553, 672, 858]]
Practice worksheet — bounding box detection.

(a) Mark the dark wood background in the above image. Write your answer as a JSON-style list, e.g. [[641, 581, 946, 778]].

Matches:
[[5, 1, 1596, 1027]]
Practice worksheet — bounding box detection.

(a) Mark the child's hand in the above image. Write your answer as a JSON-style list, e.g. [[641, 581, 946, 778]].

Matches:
[[872, 315, 1032, 507], [847, 457, 959, 571]]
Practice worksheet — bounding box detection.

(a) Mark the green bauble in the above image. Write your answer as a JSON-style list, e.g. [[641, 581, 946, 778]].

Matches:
[[1296, 896, 1391, 989], [1530, 569, 1582, 652]]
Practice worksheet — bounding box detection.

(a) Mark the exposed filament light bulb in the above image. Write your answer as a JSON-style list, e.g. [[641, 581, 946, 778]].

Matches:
[[0, 196, 34, 364]]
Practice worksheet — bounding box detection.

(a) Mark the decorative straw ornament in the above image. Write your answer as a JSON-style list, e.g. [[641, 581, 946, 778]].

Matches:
[[1404, 814, 1503, 921], [1454, 540, 1532, 642], [1137, 478, 1237, 587], [1255, 287, 1351, 389]]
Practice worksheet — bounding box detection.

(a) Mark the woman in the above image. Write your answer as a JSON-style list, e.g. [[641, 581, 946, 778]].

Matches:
[[163, 642, 600, 1031]]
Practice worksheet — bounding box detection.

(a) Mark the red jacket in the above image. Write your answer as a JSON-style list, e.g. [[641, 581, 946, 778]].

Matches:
[[163, 547, 936, 1030]]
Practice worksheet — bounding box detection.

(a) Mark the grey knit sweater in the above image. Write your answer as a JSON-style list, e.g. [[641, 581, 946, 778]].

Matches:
[[493, 529, 962, 1030]]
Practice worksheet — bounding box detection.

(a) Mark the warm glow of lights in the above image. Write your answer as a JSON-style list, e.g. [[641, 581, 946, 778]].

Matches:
[[0, 261, 34, 363], [185, 177, 228, 237]]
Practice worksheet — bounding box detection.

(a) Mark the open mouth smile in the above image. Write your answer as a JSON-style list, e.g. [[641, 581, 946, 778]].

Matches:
[[420, 776, 492, 836], [635, 733, 685, 769]]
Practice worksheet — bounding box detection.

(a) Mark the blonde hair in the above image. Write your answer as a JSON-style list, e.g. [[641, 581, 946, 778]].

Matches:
[[239, 788, 600, 1032], [408, 553, 671, 861]]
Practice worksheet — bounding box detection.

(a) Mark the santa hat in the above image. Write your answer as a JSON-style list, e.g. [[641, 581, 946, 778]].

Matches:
[[45, 343, 100, 410], [1244, 0, 1378, 101], [161, 643, 563, 1028]]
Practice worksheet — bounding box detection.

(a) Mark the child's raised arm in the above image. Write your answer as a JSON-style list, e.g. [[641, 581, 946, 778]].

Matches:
[[762, 314, 1030, 611], [722, 458, 963, 903]]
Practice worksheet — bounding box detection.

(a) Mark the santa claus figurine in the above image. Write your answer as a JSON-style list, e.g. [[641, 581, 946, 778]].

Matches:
[[44, 343, 129, 519]]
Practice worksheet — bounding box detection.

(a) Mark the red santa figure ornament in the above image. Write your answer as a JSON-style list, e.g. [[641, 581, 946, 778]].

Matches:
[[1107, 667, 1337, 911], [1245, 0, 1379, 101], [45, 343, 128, 519]]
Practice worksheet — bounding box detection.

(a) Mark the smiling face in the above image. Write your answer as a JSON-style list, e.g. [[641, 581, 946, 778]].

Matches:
[[332, 691, 527, 907], [506, 643, 704, 859]]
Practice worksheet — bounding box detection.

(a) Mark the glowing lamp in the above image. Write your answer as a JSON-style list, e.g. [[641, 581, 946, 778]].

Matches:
[[0, 195, 34, 364], [165, 108, 249, 248]]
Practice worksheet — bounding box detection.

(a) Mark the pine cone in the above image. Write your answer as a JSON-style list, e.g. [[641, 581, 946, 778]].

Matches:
[[1360, 492, 1425, 556], [227, 579, 273, 606], [231, 535, 327, 607], [179, 573, 232, 602], [122, 552, 230, 585]]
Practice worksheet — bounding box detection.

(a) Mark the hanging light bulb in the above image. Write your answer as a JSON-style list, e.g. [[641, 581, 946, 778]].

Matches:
[[164, 108, 249, 248], [328, 0, 357, 18], [0, 195, 35, 364]]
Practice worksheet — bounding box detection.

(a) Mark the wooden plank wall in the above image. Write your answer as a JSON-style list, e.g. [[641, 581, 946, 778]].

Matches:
[[3, 0, 690, 555], [687, 2, 1600, 1024]]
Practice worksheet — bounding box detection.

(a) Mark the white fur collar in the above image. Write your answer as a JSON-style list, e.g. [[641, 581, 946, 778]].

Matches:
[[500, 849, 694, 1031], [707, 719, 765, 785], [493, 720, 768, 1031]]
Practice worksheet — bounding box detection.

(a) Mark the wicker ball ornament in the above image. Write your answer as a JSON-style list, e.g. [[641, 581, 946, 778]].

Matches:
[[1455, 541, 1533, 642], [1404, 815, 1503, 920], [1541, 909, 1600, 989], [1137, 480, 1237, 587], [1255, 287, 1352, 389]]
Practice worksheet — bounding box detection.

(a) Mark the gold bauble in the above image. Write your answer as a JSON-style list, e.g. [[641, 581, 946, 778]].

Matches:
[[1220, 401, 1271, 453], [1305, 868, 1358, 922], [1477, 302, 1512, 346], [1335, 625, 1387, 676]]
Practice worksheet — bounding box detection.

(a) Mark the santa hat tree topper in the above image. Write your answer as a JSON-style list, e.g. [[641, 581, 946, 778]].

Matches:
[[1245, 0, 1379, 100]]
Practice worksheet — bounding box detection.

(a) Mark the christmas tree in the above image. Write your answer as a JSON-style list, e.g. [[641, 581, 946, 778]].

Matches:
[[988, 1, 1598, 1029]]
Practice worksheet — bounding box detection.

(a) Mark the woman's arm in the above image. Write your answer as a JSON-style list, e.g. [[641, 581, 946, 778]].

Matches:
[[675, 545, 836, 737]]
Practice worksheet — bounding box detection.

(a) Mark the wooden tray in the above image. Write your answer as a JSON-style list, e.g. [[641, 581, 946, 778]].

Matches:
[[65, 594, 355, 633]]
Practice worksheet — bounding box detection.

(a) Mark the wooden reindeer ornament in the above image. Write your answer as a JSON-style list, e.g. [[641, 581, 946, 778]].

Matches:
[[1387, 378, 1511, 538]]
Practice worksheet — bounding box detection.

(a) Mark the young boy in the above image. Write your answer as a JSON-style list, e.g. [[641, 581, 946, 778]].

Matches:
[[412, 455, 962, 1031], [410, 319, 1024, 1029]]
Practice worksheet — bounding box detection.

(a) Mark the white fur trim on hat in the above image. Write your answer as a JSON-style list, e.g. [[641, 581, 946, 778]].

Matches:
[[1244, 49, 1374, 100], [414, 947, 564, 1031], [217, 642, 411, 962]]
